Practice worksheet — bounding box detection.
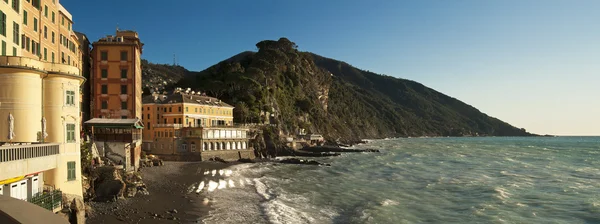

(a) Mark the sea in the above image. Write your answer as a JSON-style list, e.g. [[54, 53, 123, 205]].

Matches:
[[191, 137, 600, 224]]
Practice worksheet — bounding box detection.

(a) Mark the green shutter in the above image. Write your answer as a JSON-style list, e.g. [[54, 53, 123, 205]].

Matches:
[[0, 10, 6, 37], [1, 41, 5, 56], [23, 10, 27, 25], [67, 161, 76, 180]]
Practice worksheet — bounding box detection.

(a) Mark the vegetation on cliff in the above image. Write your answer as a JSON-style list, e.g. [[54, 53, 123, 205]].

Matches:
[[143, 38, 535, 144]]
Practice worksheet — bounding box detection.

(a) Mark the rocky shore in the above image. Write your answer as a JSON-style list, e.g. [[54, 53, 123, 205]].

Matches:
[[87, 161, 233, 224]]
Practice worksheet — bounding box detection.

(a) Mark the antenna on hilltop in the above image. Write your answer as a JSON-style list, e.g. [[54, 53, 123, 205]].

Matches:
[[116, 23, 119, 32], [173, 54, 176, 66]]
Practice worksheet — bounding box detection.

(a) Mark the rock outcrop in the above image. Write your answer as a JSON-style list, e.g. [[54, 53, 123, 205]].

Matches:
[[93, 167, 126, 202]]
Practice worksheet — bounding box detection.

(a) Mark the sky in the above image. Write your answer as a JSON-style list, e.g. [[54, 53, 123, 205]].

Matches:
[[62, 0, 600, 136]]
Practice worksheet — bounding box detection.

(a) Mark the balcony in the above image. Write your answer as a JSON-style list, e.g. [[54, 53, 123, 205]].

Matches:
[[0, 56, 80, 76], [28, 187, 63, 212], [0, 143, 60, 181]]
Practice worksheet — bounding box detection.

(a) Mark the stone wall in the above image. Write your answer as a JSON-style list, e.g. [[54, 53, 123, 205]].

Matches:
[[152, 153, 202, 161], [200, 149, 255, 161]]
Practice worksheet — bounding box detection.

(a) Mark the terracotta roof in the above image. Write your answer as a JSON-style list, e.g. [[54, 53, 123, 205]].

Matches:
[[143, 92, 234, 108]]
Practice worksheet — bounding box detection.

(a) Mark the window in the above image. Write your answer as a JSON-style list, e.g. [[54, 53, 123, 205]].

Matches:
[[186, 107, 188, 112], [33, 17, 37, 32], [101, 85, 107, 94], [67, 161, 76, 181], [12, 0, 19, 12], [23, 10, 27, 25], [51, 32, 54, 43], [51, 11, 54, 23], [121, 102, 127, 109], [65, 90, 75, 106], [121, 116, 127, 119], [0, 10, 6, 37], [178, 118, 182, 124], [43, 48, 46, 60], [32, 0, 40, 9], [120, 69, 127, 78], [61, 16, 64, 26], [169, 107, 172, 112], [67, 56, 70, 64], [101, 69, 107, 78], [101, 101, 108, 109], [120, 85, 127, 94], [182, 143, 187, 151], [44, 5, 47, 17], [178, 107, 181, 112], [120, 51, 127, 61], [164, 119, 166, 123], [43, 26, 47, 39], [173, 118, 176, 123], [100, 51, 107, 60], [191, 142, 196, 152], [66, 124, 75, 143], [1, 41, 5, 56], [12, 22, 17, 45], [147, 122, 150, 129], [12, 47, 16, 56], [51, 52, 54, 63], [147, 114, 150, 119]]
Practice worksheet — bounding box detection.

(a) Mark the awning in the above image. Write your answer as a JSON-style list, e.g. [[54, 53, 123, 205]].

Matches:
[[84, 118, 144, 129]]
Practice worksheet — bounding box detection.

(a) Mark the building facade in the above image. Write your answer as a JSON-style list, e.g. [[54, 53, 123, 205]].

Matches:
[[0, 0, 84, 206], [142, 88, 254, 161], [90, 30, 143, 120], [84, 118, 143, 172], [75, 31, 90, 130]]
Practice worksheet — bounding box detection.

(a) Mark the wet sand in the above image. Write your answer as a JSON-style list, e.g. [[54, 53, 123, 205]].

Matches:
[[88, 161, 234, 224]]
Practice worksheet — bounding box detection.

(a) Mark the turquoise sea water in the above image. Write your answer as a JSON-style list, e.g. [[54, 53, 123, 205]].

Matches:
[[194, 137, 600, 224]]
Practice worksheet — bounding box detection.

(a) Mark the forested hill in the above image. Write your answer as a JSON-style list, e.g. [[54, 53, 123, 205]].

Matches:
[[151, 38, 534, 143], [141, 59, 199, 95]]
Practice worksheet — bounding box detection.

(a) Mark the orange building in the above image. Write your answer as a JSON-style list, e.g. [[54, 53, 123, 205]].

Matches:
[[90, 30, 143, 120]]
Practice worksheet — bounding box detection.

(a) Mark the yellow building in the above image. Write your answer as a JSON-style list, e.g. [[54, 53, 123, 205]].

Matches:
[[90, 30, 143, 120], [0, 0, 84, 208], [142, 88, 254, 161]]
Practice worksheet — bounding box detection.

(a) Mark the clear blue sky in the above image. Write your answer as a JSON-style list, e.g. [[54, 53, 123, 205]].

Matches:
[[62, 0, 600, 136]]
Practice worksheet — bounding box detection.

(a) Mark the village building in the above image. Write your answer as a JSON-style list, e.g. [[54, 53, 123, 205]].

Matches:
[[0, 0, 84, 211], [83, 118, 143, 171], [84, 30, 144, 171], [142, 88, 255, 161]]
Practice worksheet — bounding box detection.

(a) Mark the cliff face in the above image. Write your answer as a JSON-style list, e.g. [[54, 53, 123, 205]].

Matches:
[[148, 38, 534, 144]]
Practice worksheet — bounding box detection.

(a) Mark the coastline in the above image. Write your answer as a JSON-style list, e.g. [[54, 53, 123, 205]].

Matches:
[[87, 161, 235, 224]]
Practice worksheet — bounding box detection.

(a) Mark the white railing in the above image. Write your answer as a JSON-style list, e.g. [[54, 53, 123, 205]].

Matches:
[[0, 143, 60, 162]]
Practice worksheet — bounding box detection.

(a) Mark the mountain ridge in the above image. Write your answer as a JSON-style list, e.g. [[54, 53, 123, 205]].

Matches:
[[141, 38, 535, 146]]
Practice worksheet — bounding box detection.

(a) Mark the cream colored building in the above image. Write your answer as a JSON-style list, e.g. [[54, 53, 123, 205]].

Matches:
[[141, 88, 254, 161], [0, 0, 84, 208]]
